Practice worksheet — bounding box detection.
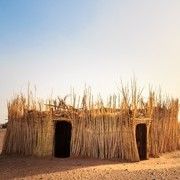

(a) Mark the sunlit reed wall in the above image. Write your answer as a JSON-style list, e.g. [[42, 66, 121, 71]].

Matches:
[[2, 82, 179, 161]]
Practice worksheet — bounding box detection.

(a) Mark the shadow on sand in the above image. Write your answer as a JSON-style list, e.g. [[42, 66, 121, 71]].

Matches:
[[0, 155, 127, 179]]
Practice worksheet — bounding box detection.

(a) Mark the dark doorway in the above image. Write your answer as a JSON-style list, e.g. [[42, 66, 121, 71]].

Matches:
[[54, 121, 72, 158], [136, 124, 147, 160]]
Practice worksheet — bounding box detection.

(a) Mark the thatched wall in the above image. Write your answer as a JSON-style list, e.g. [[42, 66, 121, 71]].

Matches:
[[3, 110, 143, 161], [2, 84, 179, 161], [70, 111, 140, 161], [3, 111, 53, 157], [149, 100, 179, 157]]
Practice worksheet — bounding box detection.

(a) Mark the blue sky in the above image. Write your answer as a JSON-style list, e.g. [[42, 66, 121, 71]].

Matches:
[[0, 0, 180, 122], [0, 0, 97, 55]]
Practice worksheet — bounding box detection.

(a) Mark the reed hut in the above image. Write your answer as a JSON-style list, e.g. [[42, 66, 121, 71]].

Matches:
[[2, 84, 179, 162]]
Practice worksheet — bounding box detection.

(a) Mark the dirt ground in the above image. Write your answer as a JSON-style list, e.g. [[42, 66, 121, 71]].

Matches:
[[0, 129, 180, 180]]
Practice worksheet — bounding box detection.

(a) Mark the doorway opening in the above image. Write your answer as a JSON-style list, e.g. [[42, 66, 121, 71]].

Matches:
[[54, 121, 72, 158], [136, 124, 147, 160]]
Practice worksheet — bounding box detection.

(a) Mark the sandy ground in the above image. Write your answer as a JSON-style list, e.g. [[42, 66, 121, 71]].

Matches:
[[0, 129, 180, 180]]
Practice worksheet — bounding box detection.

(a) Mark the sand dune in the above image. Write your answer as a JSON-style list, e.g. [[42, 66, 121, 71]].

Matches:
[[0, 130, 179, 180]]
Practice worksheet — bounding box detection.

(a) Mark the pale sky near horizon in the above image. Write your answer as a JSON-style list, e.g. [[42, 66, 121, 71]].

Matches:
[[0, 0, 180, 123]]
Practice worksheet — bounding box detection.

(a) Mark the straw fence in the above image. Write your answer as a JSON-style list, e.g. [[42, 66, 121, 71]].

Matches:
[[2, 84, 179, 161]]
